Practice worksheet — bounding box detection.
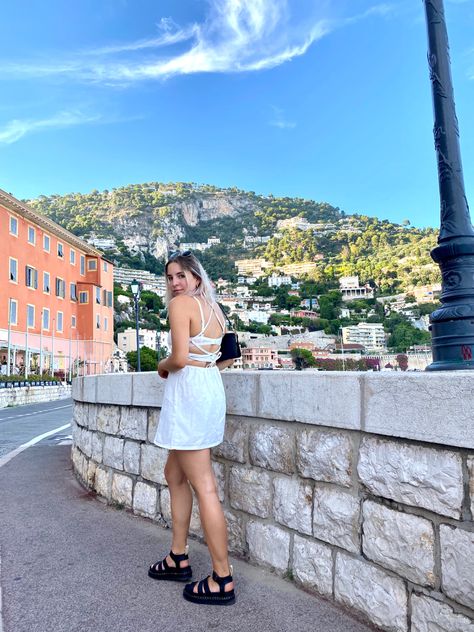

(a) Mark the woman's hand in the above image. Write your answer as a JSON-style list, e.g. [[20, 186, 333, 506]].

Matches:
[[157, 360, 169, 379]]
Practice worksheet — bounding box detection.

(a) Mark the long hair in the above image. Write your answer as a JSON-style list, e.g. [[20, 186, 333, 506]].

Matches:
[[164, 252, 216, 306]]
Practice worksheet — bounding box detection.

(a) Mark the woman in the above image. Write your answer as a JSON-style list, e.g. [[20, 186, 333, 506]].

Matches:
[[148, 250, 235, 606]]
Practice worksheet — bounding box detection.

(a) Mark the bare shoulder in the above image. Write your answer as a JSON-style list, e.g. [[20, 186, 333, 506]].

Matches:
[[169, 295, 196, 313]]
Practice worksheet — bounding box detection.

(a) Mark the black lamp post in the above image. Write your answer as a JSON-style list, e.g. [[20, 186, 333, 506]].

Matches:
[[423, 0, 474, 370], [130, 279, 141, 372]]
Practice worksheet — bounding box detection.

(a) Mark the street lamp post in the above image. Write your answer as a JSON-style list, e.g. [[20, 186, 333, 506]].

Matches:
[[423, 0, 474, 370], [130, 279, 141, 373]]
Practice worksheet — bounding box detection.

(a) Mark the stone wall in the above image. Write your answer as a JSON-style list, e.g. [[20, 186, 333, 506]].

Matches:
[[0, 384, 71, 409], [71, 372, 474, 632]]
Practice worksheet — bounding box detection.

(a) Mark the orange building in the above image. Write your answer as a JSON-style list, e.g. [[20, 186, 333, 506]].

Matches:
[[0, 189, 114, 377], [241, 346, 279, 369]]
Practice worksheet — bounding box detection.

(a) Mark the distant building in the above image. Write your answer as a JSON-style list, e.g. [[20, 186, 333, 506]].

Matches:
[[341, 322, 386, 351], [235, 258, 272, 278], [339, 276, 374, 301], [117, 328, 161, 354], [292, 310, 319, 319], [280, 261, 321, 276], [411, 284, 441, 304], [114, 267, 166, 296], [267, 274, 292, 287], [242, 346, 279, 369]]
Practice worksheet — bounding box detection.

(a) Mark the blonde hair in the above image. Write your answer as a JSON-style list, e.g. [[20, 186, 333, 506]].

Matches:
[[164, 252, 216, 306]]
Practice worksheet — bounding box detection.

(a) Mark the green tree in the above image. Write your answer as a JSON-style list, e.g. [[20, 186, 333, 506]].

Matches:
[[290, 348, 316, 370], [126, 346, 159, 372]]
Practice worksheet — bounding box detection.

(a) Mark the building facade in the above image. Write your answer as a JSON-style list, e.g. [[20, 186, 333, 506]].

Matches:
[[241, 346, 279, 369], [341, 322, 386, 351], [1, 189, 114, 376]]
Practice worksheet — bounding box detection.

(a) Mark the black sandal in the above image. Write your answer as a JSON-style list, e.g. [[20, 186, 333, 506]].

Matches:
[[148, 548, 192, 582], [183, 567, 235, 606]]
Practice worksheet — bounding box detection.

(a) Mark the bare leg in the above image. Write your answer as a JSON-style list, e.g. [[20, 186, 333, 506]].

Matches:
[[163, 450, 192, 567], [175, 449, 233, 593]]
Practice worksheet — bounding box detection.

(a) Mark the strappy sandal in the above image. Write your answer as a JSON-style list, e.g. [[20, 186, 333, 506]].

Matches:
[[148, 547, 192, 582], [183, 567, 235, 606]]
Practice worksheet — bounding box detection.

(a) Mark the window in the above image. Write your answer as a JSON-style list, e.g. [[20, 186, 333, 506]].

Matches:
[[9, 299, 18, 325], [27, 304, 35, 329], [79, 291, 89, 304], [70, 283, 77, 301], [96, 287, 101, 304], [71, 315, 76, 328], [9, 258, 18, 283], [57, 311, 63, 333], [57, 242, 64, 258], [42, 308, 50, 330], [103, 289, 107, 304], [70, 249, 76, 265], [27, 226, 36, 245], [103, 261, 108, 272], [107, 291, 113, 307], [104, 317, 108, 331], [55, 277, 65, 298], [88, 259, 97, 271], [96, 314, 100, 329], [9, 216, 18, 236], [25, 266, 38, 289], [43, 234, 50, 252], [43, 271, 50, 294], [80, 255, 85, 275]]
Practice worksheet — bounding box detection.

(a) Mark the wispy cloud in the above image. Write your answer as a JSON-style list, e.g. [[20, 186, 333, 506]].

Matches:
[[269, 107, 296, 130], [0, 1, 395, 84], [0, 110, 101, 144]]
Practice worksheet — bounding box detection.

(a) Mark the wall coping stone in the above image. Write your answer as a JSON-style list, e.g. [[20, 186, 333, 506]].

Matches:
[[74, 371, 474, 449]]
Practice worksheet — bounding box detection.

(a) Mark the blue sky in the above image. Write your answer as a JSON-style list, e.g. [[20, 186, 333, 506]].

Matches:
[[0, 0, 473, 228]]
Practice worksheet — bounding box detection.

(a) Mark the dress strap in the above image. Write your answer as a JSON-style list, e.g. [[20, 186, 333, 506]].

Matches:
[[192, 296, 206, 333]]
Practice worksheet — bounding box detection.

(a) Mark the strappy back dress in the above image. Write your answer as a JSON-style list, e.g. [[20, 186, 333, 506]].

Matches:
[[153, 297, 227, 450]]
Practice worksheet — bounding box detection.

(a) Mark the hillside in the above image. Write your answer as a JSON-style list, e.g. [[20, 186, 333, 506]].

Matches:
[[27, 182, 440, 294]]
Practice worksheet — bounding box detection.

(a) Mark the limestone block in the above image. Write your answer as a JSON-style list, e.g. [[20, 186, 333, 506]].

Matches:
[[132, 372, 165, 407], [96, 373, 132, 405], [363, 372, 474, 449], [249, 424, 294, 474], [411, 595, 474, 632], [119, 407, 147, 441], [141, 444, 168, 485], [102, 436, 124, 470], [147, 409, 160, 443], [71, 376, 83, 401], [95, 466, 111, 499], [111, 473, 133, 507], [468, 457, 474, 518], [362, 501, 435, 586], [229, 466, 272, 518], [222, 371, 258, 416], [273, 476, 312, 535], [258, 372, 361, 430], [296, 429, 353, 487], [71, 447, 84, 478], [189, 498, 203, 538], [73, 403, 87, 427], [87, 405, 97, 430], [123, 441, 140, 475], [313, 486, 360, 553], [335, 553, 408, 632], [81, 429, 93, 458], [293, 535, 333, 597], [212, 460, 225, 502], [96, 405, 120, 435], [86, 460, 97, 488], [91, 433, 103, 463], [440, 525, 474, 610], [223, 509, 245, 554], [358, 437, 463, 519], [160, 487, 171, 526], [246, 521, 290, 573], [133, 481, 158, 518], [213, 416, 247, 463]]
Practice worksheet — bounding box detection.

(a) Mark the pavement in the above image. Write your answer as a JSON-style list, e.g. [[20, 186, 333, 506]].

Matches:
[[0, 436, 379, 632]]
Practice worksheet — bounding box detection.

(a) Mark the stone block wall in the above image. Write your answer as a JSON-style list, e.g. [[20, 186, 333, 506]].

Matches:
[[71, 372, 474, 632], [0, 384, 71, 409]]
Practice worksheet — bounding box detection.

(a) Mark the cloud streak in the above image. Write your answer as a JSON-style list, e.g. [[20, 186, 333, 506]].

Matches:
[[0, 1, 395, 84], [0, 110, 101, 144]]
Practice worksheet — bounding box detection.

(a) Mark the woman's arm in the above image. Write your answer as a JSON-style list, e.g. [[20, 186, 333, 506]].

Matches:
[[157, 296, 191, 376], [216, 358, 235, 371]]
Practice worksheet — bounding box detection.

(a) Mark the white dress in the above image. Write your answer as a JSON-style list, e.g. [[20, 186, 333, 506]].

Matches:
[[154, 298, 226, 450]]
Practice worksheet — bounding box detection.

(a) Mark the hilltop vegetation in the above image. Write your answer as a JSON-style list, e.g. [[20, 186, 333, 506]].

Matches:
[[27, 181, 440, 294]]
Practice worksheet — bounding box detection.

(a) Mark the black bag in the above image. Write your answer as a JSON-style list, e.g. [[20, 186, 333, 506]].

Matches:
[[218, 305, 241, 361]]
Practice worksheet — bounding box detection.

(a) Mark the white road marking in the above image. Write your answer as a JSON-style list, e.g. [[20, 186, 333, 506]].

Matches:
[[0, 424, 71, 469], [0, 404, 72, 423]]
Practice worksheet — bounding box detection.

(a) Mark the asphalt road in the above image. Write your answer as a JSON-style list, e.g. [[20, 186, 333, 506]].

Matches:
[[0, 400, 378, 632]]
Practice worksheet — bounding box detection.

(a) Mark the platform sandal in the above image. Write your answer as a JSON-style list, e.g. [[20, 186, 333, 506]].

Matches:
[[148, 547, 192, 582], [183, 567, 235, 606]]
